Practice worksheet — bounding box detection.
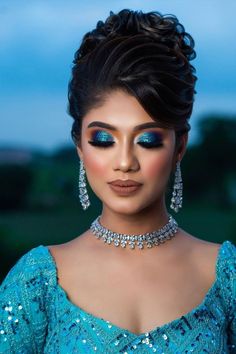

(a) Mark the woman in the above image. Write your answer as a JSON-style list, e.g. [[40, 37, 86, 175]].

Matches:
[[0, 9, 235, 353]]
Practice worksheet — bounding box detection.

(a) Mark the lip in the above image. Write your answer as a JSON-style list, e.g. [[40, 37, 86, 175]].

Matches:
[[108, 179, 142, 187], [108, 184, 142, 195]]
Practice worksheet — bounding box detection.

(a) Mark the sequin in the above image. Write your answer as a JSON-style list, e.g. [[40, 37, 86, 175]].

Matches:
[[0, 240, 235, 353]]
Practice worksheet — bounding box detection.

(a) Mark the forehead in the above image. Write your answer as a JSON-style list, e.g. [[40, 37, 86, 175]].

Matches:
[[82, 89, 159, 130]]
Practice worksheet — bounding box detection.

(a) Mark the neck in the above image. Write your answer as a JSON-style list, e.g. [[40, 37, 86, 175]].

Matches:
[[100, 197, 169, 235]]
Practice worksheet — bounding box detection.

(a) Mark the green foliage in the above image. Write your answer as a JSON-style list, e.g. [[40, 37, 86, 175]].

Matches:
[[182, 115, 236, 207], [0, 164, 34, 210], [51, 145, 78, 164], [0, 202, 235, 282], [1, 115, 236, 281]]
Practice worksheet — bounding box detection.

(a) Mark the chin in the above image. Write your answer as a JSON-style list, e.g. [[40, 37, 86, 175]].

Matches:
[[102, 198, 149, 215]]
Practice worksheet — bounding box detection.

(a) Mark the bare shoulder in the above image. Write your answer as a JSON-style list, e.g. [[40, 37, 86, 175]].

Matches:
[[178, 228, 222, 281], [47, 230, 93, 265], [46, 230, 103, 280], [179, 228, 221, 255]]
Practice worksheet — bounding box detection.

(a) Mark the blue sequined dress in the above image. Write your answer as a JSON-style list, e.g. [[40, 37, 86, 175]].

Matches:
[[0, 240, 235, 353]]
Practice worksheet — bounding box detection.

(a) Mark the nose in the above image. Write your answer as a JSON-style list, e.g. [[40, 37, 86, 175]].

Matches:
[[113, 141, 140, 172]]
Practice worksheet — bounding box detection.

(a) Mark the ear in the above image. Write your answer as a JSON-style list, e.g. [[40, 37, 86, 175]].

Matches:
[[76, 145, 83, 161], [172, 133, 188, 170], [177, 133, 188, 162]]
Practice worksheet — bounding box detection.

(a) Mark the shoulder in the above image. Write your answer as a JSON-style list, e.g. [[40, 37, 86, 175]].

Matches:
[[219, 239, 236, 259], [217, 240, 236, 319], [177, 230, 235, 286], [210, 239, 236, 317], [46, 232, 96, 279], [47, 231, 98, 266], [213, 240, 236, 281], [176, 229, 222, 270], [1, 245, 56, 289], [186, 234, 236, 281], [217, 240, 236, 284], [178, 229, 234, 263], [0, 245, 55, 352], [0, 245, 58, 314]]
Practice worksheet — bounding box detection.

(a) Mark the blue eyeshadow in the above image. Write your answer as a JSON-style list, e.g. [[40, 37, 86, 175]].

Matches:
[[137, 132, 162, 143], [92, 131, 113, 142]]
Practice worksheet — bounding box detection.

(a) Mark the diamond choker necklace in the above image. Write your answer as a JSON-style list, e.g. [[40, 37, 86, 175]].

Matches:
[[90, 214, 178, 250]]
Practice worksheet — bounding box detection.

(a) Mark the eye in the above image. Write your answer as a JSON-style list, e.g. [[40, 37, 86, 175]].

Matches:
[[136, 132, 163, 149], [88, 130, 115, 148]]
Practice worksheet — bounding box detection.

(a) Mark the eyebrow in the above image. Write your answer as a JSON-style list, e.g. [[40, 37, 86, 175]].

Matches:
[[87, 121, 161, 132]]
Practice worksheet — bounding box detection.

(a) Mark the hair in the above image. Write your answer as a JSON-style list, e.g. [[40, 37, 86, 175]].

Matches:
[[67, 9, 197, 151]]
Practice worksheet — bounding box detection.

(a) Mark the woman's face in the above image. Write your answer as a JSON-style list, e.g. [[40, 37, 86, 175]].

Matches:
[[77, 89, 185, 215]]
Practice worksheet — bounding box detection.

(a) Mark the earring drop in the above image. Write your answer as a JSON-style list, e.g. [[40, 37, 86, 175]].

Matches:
[[170, 160, 183, 213], [78, 159, 90, 210]]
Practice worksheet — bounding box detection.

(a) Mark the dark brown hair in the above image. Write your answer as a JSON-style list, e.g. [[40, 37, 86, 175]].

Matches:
[[67, 9, 197, 149]]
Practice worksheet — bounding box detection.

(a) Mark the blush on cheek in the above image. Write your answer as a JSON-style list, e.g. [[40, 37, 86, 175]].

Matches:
[[84, 155, 106, 178], [144, 154, 172, 179]]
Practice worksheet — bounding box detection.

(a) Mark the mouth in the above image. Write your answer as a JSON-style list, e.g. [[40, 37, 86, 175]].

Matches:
[[108, 183, 142, 195], [108, 179, 142, 187]]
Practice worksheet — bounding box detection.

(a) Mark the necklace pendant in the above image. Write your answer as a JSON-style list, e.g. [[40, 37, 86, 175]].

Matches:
[[102, 235, 107, 242], [121, 240, 127, 248], [146, 242, 153, 248], [137, 241, 144, 249], [129, 241, 135, 249], [154, 238, 160, 246]]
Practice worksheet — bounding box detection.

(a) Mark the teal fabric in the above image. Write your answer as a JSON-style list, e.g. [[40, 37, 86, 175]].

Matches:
[[0, 240, 235, 353]]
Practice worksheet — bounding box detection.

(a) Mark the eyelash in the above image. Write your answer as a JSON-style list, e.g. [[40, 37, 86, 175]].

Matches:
[[88, 141, 163, 149], [88, 134, 163, 149]]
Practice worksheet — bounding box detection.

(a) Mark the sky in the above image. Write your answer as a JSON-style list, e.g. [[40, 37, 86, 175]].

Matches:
[[1, 0, 236, 152]]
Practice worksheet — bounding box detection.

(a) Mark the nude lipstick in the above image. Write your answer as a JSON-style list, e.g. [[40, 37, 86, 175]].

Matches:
[[108, 179, 142, 195]]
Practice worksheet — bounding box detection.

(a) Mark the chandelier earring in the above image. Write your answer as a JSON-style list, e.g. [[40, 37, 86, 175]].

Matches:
[[78, 159, 90, 210], [170, 160, 183, 213]]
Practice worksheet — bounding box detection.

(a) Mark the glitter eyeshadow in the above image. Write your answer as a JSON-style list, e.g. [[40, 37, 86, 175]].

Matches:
[[90, 130, 163, 145], [92, 130, 114, 142], [137, 132, 162, 143]]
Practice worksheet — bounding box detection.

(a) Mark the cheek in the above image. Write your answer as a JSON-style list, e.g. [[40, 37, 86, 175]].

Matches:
[[82, 145, 109, 186], [142, 149, 174, 180], [84, 155, 105, 177], [82, 155, 105, 197]]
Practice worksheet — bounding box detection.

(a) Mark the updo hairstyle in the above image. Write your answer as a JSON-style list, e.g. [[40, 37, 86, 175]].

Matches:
[[67, 9, 197, 151]]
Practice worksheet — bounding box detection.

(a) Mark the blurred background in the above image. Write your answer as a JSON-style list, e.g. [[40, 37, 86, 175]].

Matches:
[[0, 0, 236, 281]]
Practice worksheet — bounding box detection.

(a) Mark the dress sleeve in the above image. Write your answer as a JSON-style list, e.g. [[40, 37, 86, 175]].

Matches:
[[226, 241, 236, 352], [0, 248, 49, 353]]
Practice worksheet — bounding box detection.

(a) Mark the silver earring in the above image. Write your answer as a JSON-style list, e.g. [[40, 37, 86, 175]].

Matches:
[[170, 160, 183, 213], [78, 159, 90, 210]]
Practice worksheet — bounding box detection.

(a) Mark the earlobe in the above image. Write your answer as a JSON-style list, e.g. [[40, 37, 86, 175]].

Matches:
[[178, 133, 188, 161], [76, 146, 83, 161]]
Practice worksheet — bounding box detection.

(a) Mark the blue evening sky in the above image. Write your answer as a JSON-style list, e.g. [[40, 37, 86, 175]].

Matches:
[[0, 0, 236, 151]]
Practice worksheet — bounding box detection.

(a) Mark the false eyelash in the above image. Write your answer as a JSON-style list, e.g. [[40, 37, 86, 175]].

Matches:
[[88, 141, 163, 149], [88, 141, 115, 147], [137, 141, 163, 148]]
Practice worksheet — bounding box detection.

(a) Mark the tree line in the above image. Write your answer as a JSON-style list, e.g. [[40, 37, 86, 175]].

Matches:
[[0, 115, 236, 211]]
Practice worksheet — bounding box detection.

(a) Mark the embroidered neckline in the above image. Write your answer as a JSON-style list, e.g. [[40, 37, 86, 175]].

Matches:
[[40, 240, 230, 337]]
